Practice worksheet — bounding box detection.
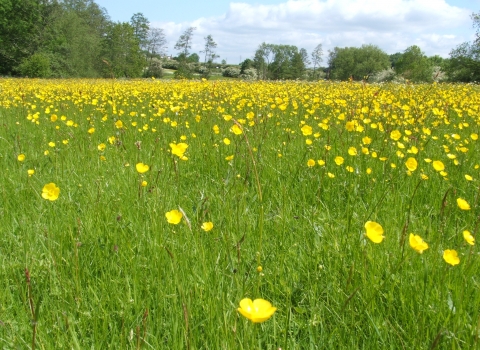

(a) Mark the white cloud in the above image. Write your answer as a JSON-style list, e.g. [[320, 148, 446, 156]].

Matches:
[[152, 0, 474, 64]]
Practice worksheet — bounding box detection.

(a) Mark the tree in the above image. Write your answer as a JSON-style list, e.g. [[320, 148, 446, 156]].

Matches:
[[101, 22, 144, 78], [201, 34, 217, 64], [146, 27, 166, 59], [174, 27, 196, 79], [444, 42, 480, 82], [395, 45, 433, 82], [252, 43, 311, 80], [328, 45, 390, 80], [130, 13, 149, 50], [0, 0, 46, 75], [311, 43, 323, 80], [145, 28, 166, 77], [174, 27, 196, 57], [444, 12, 480, 82]]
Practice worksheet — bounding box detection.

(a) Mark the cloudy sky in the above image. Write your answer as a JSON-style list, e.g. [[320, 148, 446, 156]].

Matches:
[[95, 0, 480, 64]]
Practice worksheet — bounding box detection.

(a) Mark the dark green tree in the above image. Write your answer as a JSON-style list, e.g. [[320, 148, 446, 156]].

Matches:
[[328, 44, 390, 80], [0, 0, 46, 75], [444, 12, 480, 82], [395, 45, 433, 82], [101, 22, 144, 78]]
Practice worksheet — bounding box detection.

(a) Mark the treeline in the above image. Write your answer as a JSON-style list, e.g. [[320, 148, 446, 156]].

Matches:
[[0, 0, 165, 78], [1, 0, 479, 82]]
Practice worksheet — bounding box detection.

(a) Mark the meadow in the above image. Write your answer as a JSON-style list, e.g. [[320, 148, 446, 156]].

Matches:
[[0, 78, 479, 349]]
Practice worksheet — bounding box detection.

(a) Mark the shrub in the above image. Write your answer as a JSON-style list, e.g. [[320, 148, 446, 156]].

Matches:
[[222, 67, 241, 78], [17, 53, 51, 78]]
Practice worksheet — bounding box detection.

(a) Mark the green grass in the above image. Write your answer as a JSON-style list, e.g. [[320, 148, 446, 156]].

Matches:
[[0, 79, 479, 349]]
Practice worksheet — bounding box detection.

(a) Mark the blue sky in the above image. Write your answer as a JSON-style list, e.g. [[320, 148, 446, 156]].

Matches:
[[95, 0, 480, 64]]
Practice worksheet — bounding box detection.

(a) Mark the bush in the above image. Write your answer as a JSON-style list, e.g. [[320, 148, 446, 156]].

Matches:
[[222, 67, 240, 78], [17, 53, 51, 78], [240, 68, 257, 81], [144, 58, 163, 78], [162, 60, 179, 70]]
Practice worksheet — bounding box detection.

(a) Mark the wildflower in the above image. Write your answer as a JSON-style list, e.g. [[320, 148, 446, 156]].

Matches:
[[223, 138, 231, 145], [307, 159, 315, 167], [17, 154, 25, 162], [443, 249, 460, 266], [237, 298, 277, 323], [409, 233, 428, 253], [170, 143, 188, 158], [98, 143, 106, 151], [334, 156, 344, 165], [136, 163, 149, 174], [165, 210, 182, 224], [42, 183, 60, 201], [390, 130, 401, 141], [463, 230, 475, 245], [365, 221, 384, 243], [88, 127, 95, 134], [464, 175, 473, 181], [230, 124, 243, 135], [301, 125, 312, 136], [201, 222, 214, 232], [405, 157, 417, 172], [141, 181, 148, 187], [225, 155, 234, 161], [457, 198, 471, 210], [115, 120, 123, 129], [27, 169, 35, 177], [432, 161, 445, 172]]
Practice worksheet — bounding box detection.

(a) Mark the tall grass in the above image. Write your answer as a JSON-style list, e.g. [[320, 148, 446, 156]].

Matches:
[[0, 79, 479, 349]]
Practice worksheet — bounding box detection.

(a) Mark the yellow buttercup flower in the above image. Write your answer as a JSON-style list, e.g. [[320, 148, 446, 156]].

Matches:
[[463, 230, 475, 245], [27, 169, 35, 177], [443, 249, 460, 266], [334, 156, 344, 165], [405, 157, 417, 172], [456, 198, 471, 210], [230, 124, 243, 135], [165, 210, 183, 224], [365, 221, 384, 243], [136, 163, 149, 174], [170, 143, 188, 158], [307, 159, 315, 167], [237, 298, 277, 323], [17, 154, 25, 162], [432, 161, 445, 172], [409, 233, 428, 253], [141, 181, 148, 187], [201, 222, 214, 232], [42, 183, 60, 201], [301, 125, 312, 136]]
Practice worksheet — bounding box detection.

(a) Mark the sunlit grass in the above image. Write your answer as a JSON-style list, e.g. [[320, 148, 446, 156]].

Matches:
[[0, 78, 479, 348]]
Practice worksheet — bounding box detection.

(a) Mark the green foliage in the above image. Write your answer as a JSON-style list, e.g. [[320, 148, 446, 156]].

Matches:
[[395, 45, 434, 83], [253, 43, 308, 80], [0, 0, 45, 75], [328, 44, 390, 80], [130, 12, 149, 50], [144, 58, 163, 78], [444, 42, 480, 82], [17, 52, 51, 77], [101, 22, 144, 78], [222, 66, 241, 78], [173, 62, 194, 79]]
